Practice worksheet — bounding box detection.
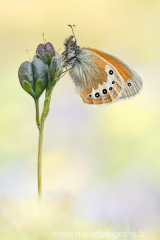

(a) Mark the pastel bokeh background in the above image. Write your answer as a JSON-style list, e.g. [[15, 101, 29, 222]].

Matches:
[[0, 0, 160, 239]]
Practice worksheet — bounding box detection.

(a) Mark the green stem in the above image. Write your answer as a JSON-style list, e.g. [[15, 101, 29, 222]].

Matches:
[[37, 67, 62, 204], [35, 99, 40, 129], [38, 121, 44, 204], [35, 98, 43, 204], [37, 86, 54, 204]]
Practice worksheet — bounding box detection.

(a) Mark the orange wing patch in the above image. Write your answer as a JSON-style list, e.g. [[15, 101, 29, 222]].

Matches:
[[80, 91, 94, 104], [82, 53, 108, 95], [80, 75, 121, 105], [93, 98, 103, 104], [86, 48, 132, 82]]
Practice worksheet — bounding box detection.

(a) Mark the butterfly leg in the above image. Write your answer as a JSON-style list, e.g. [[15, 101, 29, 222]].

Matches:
[[56, 66, 72, 81]]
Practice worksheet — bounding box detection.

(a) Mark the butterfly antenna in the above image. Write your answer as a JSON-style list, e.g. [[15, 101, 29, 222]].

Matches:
[[26, 49, 31, 62], [73, 25, 77, 42], [68, 24, 76, 39]]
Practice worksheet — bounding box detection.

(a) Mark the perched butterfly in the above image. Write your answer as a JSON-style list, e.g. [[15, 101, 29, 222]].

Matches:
[[61, 25, 143, 105]]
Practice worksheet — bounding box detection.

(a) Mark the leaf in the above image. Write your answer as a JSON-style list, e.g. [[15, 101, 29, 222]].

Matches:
[[52, 80, 56, 86], [23, 81, 35, 97], [35, 79, 43, 95], [45, 53, 51, 65], [44, 97, 50, 110], [36, 54, 43, 60], [41, 97, 50, 119]]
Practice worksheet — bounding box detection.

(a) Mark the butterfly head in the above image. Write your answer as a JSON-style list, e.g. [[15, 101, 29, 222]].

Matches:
[[62, 25, 81, 67]]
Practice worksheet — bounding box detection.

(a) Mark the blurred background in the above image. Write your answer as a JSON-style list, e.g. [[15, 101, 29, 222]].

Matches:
[[0, 0, 160, 239]]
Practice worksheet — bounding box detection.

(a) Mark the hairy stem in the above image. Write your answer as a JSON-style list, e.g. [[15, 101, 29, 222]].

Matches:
[[37, 67, 62, 204], [35, 99, 40, 129], [37, 87, 54, 204], [37, 121, 44, 204]]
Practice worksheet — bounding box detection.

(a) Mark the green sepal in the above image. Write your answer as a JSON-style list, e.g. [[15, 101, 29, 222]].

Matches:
[[55, 67, 63, 80], [50, 57, 57, 81], [52, 80, 56, 86], [45, 53, 51, 66], [46, 65, 51, 83], [23, 81, 35, 97], [35, 79, 43, 95], [48, 78, 56, 86], [36, 54, 43, 60], [48, 66, 62, 86]]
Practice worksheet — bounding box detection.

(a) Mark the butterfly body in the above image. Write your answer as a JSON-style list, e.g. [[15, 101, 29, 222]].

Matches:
[[62, 32, 142, 105]]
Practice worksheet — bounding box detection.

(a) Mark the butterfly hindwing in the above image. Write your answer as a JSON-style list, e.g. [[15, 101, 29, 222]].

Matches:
[[78, 48, 123, 104], [86, 48, 143, 101], [80, 64, 122, 104]]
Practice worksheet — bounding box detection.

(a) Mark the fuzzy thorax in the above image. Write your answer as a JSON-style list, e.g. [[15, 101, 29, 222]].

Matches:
[[62, 36, 100, 92], [69, 48, 100, 92]]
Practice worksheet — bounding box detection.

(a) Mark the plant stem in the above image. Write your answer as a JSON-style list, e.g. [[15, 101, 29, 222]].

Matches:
[[38, 121, 44, 204], [37, 67, 62, 204], [37, 87, 54, 204], [35, 99, 40, 129]]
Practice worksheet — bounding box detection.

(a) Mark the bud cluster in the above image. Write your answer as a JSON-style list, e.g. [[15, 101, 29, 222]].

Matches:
[[18, 42, 62, 99]]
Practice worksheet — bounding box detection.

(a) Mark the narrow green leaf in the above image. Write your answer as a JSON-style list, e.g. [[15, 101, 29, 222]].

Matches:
[[52, 80, 56, 86], [35, 79, 43, 95], [44, 98, 50, 112], [45, 53, 51, 65], [23, 81, 35, 97], [36, 54, 43, 60], [41, 97, 50, 120]]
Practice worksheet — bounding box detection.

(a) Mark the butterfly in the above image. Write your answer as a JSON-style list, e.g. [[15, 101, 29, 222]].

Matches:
[[61, 25, 143, 105]]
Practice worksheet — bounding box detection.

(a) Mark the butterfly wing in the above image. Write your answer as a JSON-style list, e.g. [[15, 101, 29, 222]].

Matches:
[[80, 56, 122, 104], [82, 48, 142, 102], [72, 47, 142, 105]]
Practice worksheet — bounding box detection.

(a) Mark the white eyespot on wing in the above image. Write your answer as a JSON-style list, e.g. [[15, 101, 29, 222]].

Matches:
[[105, 63, 142, 100], [119, 69, 143, 100], [84, 65, 123, 104], [83, 55, 142, 105], [105, 64, 123, 94], [92, 85, 102, 100], [105, 65, 117, 81], [86, 81, 120, 104]]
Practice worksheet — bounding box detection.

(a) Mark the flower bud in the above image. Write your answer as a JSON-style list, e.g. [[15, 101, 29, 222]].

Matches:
[[49, 52, 63, 81], [36, 42, 55, 66], [18, 57, 48, 99], [50, 57, 57, 81]]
